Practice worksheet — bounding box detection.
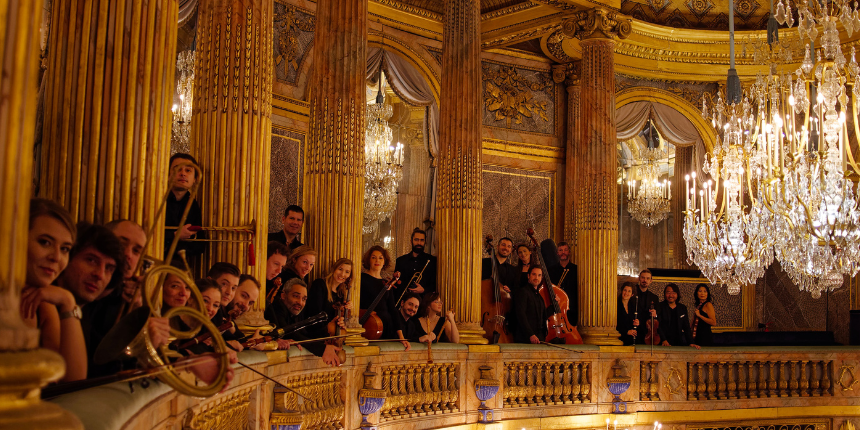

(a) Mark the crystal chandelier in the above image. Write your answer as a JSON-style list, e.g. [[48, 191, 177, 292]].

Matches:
[[626, 125, 671, 228], [617, 250, 638, 276], [171, 50, 195, 155], [363, 71, 404, 234]]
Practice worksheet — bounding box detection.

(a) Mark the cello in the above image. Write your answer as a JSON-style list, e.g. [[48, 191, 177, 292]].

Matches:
[[526, 228, 583, 345], [358, 272, 401, 340], [480, 235, 513, 344]]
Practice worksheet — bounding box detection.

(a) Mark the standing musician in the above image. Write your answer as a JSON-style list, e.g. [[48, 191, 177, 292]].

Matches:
[[393, 228, 437, 299], [163, 153, 206, 263], [655, 283, 699, 349], [264, 278, 346, 366], [616, 282, 638, 345], [481, 237, 518, 294], [306, 258, 353, 339], [359, 246, 397, 339], [512, 266, 548, 344], [515, 244, 533, 290], [634, 269, 660, 344], [549, 241, 579, 327]]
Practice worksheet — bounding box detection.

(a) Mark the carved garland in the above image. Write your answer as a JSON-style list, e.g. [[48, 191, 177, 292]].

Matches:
[[482, 65, 554, 127]]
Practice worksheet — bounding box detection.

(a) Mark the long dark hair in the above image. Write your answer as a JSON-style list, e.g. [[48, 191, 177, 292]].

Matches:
[[695, 283, 712, 304], [418, 292, 441, 318]]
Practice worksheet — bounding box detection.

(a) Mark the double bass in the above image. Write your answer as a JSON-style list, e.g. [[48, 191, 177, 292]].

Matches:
[[358, 272, 401, 340], [480, 235, 513, 344], [526, 229, 583, 345]]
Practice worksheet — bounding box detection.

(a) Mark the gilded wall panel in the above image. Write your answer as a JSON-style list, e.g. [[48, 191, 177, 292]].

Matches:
[[273, 1, 315, 86], [482, 61, 556, 136], [482, 164, 554, 261], [270, 127, 306, 233], [615, 74, 718, 108]]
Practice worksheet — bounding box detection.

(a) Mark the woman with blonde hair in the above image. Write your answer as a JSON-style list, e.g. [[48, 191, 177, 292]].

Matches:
[[306, 258, 353, 337], [266, 244, 317, 304]]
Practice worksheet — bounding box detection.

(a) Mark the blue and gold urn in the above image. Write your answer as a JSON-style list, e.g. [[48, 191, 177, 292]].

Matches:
[[475, 365, 500, 423], [358, 363, 387, 430]]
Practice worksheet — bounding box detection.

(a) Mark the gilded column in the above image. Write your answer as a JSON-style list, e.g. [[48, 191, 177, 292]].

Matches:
[[436, 0, 485, 344], [191, 0, 273, 298], [0, 1, 81, 427], [553, 62, 581, 255], [673, 145, 694, 269], [563, 9, 631, 345], [302, 0, 366, 331], [40, 0, 178, 256]]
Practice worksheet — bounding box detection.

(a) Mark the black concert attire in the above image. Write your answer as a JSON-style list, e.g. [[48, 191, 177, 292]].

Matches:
[[416, 316, 446, 342], [616, 297, 637, 346], [393, 251, 437, 300], [359, 273, 396, 339], [517, 264, 530, 294], [634, 288, 660, 344], [511, 283, 548, 343], [83, 292, 128, 378], [549, 262, 579, 327], [691, 302, 714, 346], [164, 191, 206, 261], [305, 278, 345, 339], [267, 230, 302, 254], [266, 267, 300, 305], [210, 308, 245, 342], [481, 257, 519, 292], [393, 311, 419, 342], [264, 299, 325, 357], [656, 301, 692, 346]]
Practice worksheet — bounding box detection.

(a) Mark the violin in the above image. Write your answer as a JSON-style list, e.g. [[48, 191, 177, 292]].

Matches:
[[172, 320, 234, 351], [479, 235, 513, 344], [325, 280, 351, 362], [643, 302, 661, 346], [526, 228, 583, 345], [358, 272, 400, 340]]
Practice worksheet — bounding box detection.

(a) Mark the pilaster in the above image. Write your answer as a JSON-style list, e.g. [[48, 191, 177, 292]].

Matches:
[[191, 0, 273, 296], [0, 0, 82, 427], [40, 0, 178, 256], [437, 0, 486, 344], [554, 62, 581, 258], [563, 8, 631, 345]]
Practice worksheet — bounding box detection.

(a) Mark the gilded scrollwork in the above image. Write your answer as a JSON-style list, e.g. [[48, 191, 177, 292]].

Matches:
[[274, 3, 315, 84], [838, 365, 859, 391], [482, 64, 553, 128], [665, 366, 686, 395], [562, 8, 632, 41]]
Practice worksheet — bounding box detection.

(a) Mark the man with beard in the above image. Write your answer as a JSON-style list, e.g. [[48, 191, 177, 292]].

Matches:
[[512, 266, 549, 344], [264, 278, 345, 366], [393, 228, 437, 303], [634, 269, 660, 344], [548, 241, 578, 327], [214, 274, 261, 347], [481, 237, 518, 294], [393, 293, 420, 350]]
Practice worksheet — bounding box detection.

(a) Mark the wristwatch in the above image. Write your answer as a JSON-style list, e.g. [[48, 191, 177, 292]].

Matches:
[[59, 305, 82, 320]]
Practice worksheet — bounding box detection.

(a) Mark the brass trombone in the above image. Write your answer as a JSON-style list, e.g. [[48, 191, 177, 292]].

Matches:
[[164, 222, 257, 264], [109, 160, 231, 397], [395, 260, 430, 307]]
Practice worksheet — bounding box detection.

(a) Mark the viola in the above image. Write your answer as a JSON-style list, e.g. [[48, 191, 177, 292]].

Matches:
[[479, 235, 513, 344], [526, 228, 583, 345], [643, 303, 661, 345], [358, 272, 400, 340]]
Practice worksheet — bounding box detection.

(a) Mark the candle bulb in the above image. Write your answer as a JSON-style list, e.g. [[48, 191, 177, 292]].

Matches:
[[614, 420, 618, 430], [607, 418, 610, 430]]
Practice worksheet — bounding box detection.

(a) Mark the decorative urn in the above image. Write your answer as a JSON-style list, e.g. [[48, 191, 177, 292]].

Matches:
[[474, 365, 501, 423], [358, 363, 387, 430]]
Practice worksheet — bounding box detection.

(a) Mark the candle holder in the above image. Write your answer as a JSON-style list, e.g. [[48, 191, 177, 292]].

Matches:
[[607, 359, 632, 413], [358, 363, 387, 430], [474, 365, 501, 423]]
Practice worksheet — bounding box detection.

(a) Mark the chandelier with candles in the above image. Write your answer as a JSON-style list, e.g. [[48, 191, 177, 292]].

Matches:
[[687, 0, 860, 297], [626, 122, 672, 228], [363, 71, 404, 234], [171, 50, 195, 155]]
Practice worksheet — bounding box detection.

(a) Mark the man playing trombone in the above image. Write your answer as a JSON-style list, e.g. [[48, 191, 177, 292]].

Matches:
[[393, 228, 437, 303]]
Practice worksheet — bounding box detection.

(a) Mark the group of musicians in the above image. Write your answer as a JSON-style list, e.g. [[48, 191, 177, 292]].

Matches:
[[23, 153, 715, 398]]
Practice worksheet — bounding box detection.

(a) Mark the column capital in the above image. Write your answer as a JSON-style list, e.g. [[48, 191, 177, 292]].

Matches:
[[552, 61, 581, 87], [561, 8, 631, 41]]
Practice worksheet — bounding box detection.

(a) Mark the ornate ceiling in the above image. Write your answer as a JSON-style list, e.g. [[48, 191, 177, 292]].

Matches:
[[393, 0, 533, 15]]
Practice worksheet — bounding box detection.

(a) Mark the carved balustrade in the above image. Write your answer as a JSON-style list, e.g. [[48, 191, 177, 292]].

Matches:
[[47, 345, 860, 430]]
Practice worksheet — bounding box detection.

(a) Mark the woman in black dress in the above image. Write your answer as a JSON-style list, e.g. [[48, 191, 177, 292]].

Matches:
[[616, 282, 638, 345], [515, 244, 533, 290], [691, 283, 716, 347], [359, 246, 397, 339], [415, 292, 459, 343], [306, 258, 353, 338]]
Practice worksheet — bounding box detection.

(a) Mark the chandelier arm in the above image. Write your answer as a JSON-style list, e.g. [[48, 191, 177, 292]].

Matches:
[[846, 97, 860, 177]]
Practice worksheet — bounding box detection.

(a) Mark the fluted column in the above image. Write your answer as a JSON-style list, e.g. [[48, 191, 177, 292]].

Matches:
[[553, 63, 581, 255], [302, 0, 366, 331], [191, 0, 273, 302], [40, 0, 178, 256], [437, 0, 485, 345], [673, 145, 694, 269], [564, 9, 631, 345], [0, 1, 81, 427]]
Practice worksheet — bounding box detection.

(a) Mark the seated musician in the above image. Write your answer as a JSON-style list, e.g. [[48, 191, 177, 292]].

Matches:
[[655, 283, 699, 349], [266, 245, 316, 305], [306, 258, 353, 339], [481, 237, 518, 294], [264, 278, 345, 366], [163, 153, 206, 263], [394, 293, 420, 350], [206, 262, 240, 309], [512, 265, 548, 344], [359, 246, 397, 339], [415, 293, 459, 344], [393, 228, 437, 299]]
